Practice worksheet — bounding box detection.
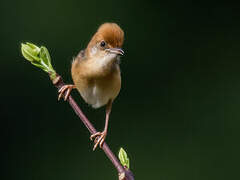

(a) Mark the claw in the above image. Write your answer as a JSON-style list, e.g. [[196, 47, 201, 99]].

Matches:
[[99, 137, 105, 147], [58, 84, 75, 101], [90, 132, 101, 141], [90, 131, 107, 151]]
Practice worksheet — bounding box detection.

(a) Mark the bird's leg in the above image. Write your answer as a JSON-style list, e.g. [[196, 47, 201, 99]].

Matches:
[[90, 100, 112, 151], [58, 84, 76, 101]]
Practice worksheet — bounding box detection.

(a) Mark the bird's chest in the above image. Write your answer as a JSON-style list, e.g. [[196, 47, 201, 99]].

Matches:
[[79, 73, 121, 109]]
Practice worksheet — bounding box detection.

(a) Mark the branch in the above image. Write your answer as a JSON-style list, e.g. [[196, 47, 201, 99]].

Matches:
[[53, 75, 134, 180], [21, 42, 134, 180]]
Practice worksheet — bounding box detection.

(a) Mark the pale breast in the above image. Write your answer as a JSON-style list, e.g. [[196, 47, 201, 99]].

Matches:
[[72, 62, 121, 109], [71, 52, 121, 108], [79, 72, 121, 108]]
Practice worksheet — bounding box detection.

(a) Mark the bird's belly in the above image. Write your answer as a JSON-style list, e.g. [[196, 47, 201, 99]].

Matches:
[[80, 83, 119, 108], [73, 63, 121, 109]]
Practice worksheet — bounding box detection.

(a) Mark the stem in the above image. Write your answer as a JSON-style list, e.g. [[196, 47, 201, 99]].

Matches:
[[52, 75, 134, 180]]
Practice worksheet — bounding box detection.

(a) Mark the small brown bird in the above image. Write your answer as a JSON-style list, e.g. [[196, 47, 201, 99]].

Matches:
[[58, 23, 124, 150]]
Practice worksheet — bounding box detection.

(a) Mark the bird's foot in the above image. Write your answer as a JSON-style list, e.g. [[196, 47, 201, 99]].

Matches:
[[58, 84, 76, 101], [90, 131, 107, 151]]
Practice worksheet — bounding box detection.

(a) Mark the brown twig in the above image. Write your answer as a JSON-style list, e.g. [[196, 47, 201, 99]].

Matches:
[[52, 74, 134, 180]]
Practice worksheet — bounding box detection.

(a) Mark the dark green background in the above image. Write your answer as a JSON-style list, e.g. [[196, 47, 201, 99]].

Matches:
[[1, 0, 239, 179]]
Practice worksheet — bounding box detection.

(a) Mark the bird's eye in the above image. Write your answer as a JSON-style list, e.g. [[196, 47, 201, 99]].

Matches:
[[100, 41, 106, 47]]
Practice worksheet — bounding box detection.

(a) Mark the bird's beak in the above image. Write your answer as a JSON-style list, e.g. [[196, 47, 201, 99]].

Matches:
[[106, 48, 124, 56]]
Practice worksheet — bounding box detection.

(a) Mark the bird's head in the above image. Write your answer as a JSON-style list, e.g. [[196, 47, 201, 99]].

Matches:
[[86, 23, 124, 68]]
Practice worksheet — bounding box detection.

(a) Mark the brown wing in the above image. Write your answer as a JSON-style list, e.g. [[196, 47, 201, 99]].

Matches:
[[71, 49, 86, 90], [74, 49, 85, 63], [71, 49, 85, 68]]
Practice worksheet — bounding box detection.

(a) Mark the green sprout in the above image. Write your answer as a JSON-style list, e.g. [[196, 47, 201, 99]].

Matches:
[[21, 42, 56, 80], [118, 147, 130, 169]]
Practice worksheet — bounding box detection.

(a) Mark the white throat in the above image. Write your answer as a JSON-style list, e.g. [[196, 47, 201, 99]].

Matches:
[[90, 47, 117, 70]]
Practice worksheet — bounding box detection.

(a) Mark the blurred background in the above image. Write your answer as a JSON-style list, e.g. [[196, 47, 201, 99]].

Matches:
[[1, 0, 239, 179]]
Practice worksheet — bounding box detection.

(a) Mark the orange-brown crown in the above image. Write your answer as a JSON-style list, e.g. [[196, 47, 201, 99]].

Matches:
[[87, 23, 124, 52]]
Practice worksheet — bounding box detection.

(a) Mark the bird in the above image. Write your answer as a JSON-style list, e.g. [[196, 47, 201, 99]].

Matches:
[[58, 23, 124, 151]]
